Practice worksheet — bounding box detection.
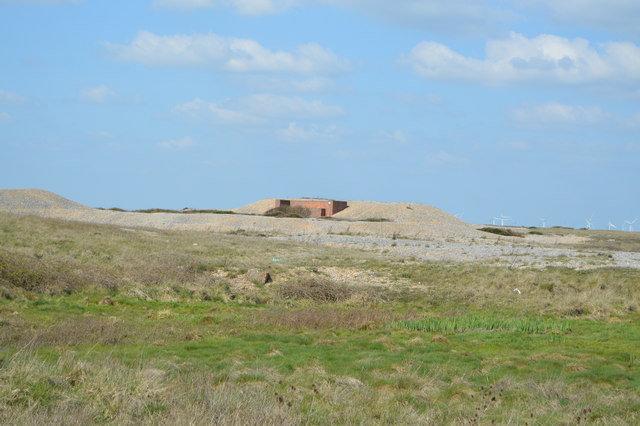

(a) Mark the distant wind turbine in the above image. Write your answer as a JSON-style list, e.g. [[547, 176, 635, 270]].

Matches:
[[539, 218, 547, 228], [608, 220, 617, 230], [585, 218, 593, 230], [624, 218, 638, 232], [492, 217, 499, 225], [499, 215, 511, 226]]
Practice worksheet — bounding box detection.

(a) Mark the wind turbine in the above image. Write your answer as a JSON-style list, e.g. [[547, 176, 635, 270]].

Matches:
[[499, 215, 511, 226], [624, 218, 638, 232], [608, 220, 617, 230], [539, 218, 547, 228], [585, 218, 593, 230], [492, 217, 499, 225]]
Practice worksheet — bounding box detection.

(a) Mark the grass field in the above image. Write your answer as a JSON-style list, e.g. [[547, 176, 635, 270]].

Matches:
[[1, 212, 639, 424]]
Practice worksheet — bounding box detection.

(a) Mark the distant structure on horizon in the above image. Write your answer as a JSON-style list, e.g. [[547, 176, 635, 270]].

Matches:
[[275, 199, 348, 218]]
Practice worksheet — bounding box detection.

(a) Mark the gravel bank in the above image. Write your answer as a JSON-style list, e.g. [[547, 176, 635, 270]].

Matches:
[[3, 189, 639, 270], [272, 234, 640, 270], [1, 190, 487, 240]]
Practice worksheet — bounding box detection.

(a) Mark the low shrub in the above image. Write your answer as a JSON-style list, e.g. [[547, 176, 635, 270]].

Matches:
[[479, 227, 524, 238], [275, 276, 353, 302], [0, 251, 120, 294], [363, 218, 390, 222]]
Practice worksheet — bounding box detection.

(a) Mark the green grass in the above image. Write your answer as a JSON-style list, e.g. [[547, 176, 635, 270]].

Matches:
[[397, 314, 571, 334], [0, 212, 639, 424]]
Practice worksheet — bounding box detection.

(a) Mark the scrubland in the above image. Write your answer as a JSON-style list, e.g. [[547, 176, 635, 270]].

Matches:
[[1, 212, 639, 424]]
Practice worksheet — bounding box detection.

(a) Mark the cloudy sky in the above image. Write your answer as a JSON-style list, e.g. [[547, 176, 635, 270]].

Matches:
[[1, 0, 639, 228]]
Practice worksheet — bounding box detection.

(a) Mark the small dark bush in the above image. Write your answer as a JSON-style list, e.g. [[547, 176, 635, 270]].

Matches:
[[479, 227, 524, 238], [363, 218, 390, 222], [529, 231, 544, 235], [264, 206, 312, 218]]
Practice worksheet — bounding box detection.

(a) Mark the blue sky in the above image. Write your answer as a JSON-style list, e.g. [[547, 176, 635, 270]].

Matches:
[[1, 0, 639, 229]]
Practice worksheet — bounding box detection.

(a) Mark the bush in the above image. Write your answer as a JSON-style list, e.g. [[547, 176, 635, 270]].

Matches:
[[0, 251, 120, 294], [264, 206, 312, 218], [275, 276, 353, 302], [478, 227, 524, 238]]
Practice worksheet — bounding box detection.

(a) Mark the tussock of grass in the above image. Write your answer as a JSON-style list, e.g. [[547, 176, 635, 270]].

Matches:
[[398, 315, 571, 334]]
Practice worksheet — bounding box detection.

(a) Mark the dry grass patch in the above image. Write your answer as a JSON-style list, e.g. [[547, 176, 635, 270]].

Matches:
[[263, 307, 408, 330], [0, 251, 120, 295]]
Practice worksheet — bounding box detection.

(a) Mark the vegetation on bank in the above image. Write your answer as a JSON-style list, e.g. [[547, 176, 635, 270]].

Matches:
[[98, 207, 237, 214], [264, 206, 312, 218], [0, 212, 639, 424], [478, 227, 524, 238]]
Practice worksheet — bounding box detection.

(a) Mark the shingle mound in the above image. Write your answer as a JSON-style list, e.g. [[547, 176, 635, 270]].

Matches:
[[232, 198, 277, 215], [333, 201, 462, 224], [0, 191, 486, 240], [0, 189, 89, 211], [234, 199, 463, 226], [231, 198, 480, 239]]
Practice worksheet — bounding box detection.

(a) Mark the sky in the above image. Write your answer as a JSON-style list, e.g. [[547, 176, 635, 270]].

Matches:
[[1, 0, 639, 229]]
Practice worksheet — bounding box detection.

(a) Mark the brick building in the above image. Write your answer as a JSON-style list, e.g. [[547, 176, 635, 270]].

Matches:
[[275, 199, 348, 217]]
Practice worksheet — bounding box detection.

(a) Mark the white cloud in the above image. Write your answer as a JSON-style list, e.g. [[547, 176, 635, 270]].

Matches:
[[0, 0, 80, 4], [0, 89, 29, 105], [424, 151, 470, 166], [153, 0, 298, 15], [405, 33, 640, 87], [153, 0, 510, 35], [79, 85, 122, 104], [375, 130, 409, 146], [498, 140, 530, 151], [87, 131, 113, 138], [0, 112, 15, 122], [511, 102, 608, 125], [390, 92, 443, 106], [173, 94, 344, 125], [510, 102, 640, 132], [331, 0, 511, 37], [243, 94, 344, 119], [528, 0, 640, 38], [174, 98, 259, 125], [153, 0, 215, 10], [276, 122, 341, 142], [239, 76, 340, 93], [158, 136, 197, 150], [104, 31, 349, 74]]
